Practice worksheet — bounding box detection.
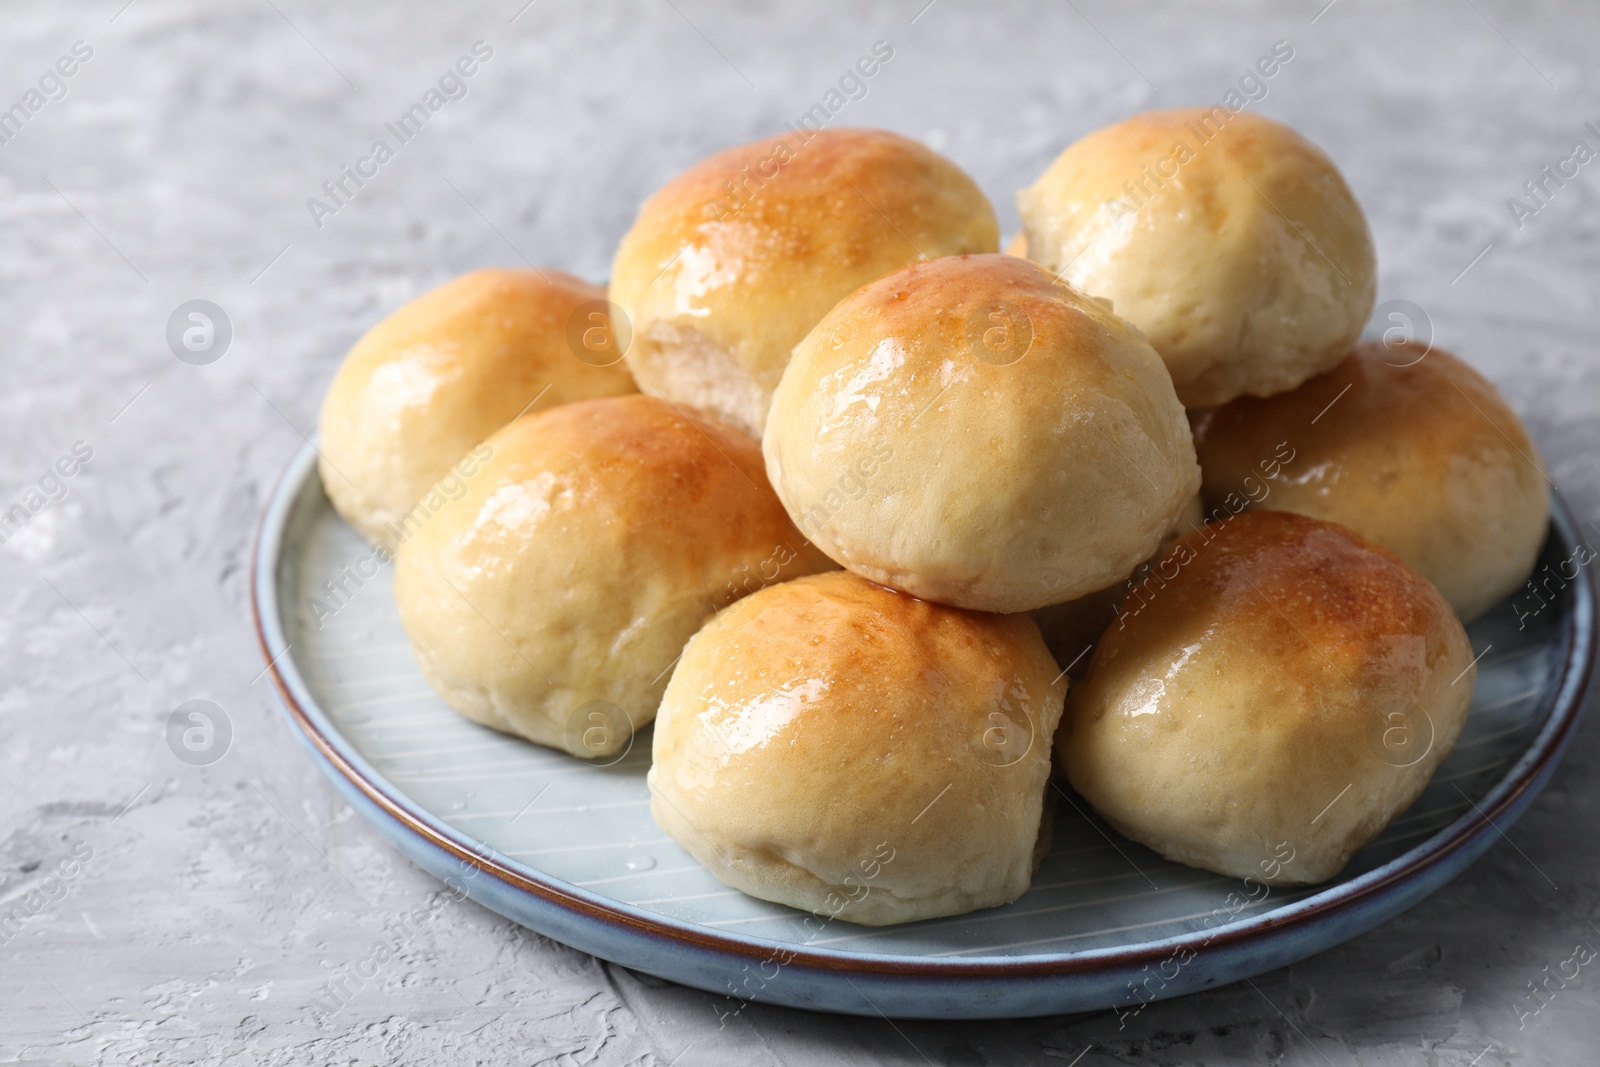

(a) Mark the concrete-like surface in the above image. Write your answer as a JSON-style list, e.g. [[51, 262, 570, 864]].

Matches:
[[2, 1, 1598, 1063]]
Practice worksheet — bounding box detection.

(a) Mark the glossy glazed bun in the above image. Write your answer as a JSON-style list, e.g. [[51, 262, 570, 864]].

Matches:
[[650, 571, 1065, 925], [319, 269, 636, 545], [764, 253, 1199, 613], [1018, 109, 1376, 407], [1193, 342, 1549, 621], [394, 396, 834, 758], [1058, 510, 1475, 886], [610, 128, 998, 435]]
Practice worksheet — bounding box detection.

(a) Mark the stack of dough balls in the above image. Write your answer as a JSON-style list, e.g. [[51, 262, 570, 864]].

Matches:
[[314, 111, 1551, 928]]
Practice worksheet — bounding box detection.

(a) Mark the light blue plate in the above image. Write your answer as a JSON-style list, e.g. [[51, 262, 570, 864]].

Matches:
[[253, 440, 1594, 1018]]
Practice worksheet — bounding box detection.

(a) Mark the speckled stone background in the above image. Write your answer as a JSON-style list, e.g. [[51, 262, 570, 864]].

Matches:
[[3, 0, 1599, 1063]]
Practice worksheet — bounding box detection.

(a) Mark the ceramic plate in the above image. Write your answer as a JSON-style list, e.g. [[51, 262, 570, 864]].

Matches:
[[253, 440, 1594, 1018]]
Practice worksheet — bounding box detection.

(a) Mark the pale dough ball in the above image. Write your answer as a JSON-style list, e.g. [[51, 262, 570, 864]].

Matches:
[[1018, 109, 1376, 407], [764, 253, 1199, 613], [394, 396, 834, 758], [319, 269, 636, 545], [650, 571, 1065, 925], [1058, 510, 1475, 886]]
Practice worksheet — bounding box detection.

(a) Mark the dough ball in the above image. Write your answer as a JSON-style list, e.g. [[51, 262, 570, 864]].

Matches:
[[764, 253, 1199, 612], [1058, 509, 1475, 886], [1018, 109, 1376, 407], [650, 571, 1066, 925], [394, 395, 834, 757]]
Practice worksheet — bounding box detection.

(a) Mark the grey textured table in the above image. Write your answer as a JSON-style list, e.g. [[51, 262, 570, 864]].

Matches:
[[3, 1, 1599, 1063]]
